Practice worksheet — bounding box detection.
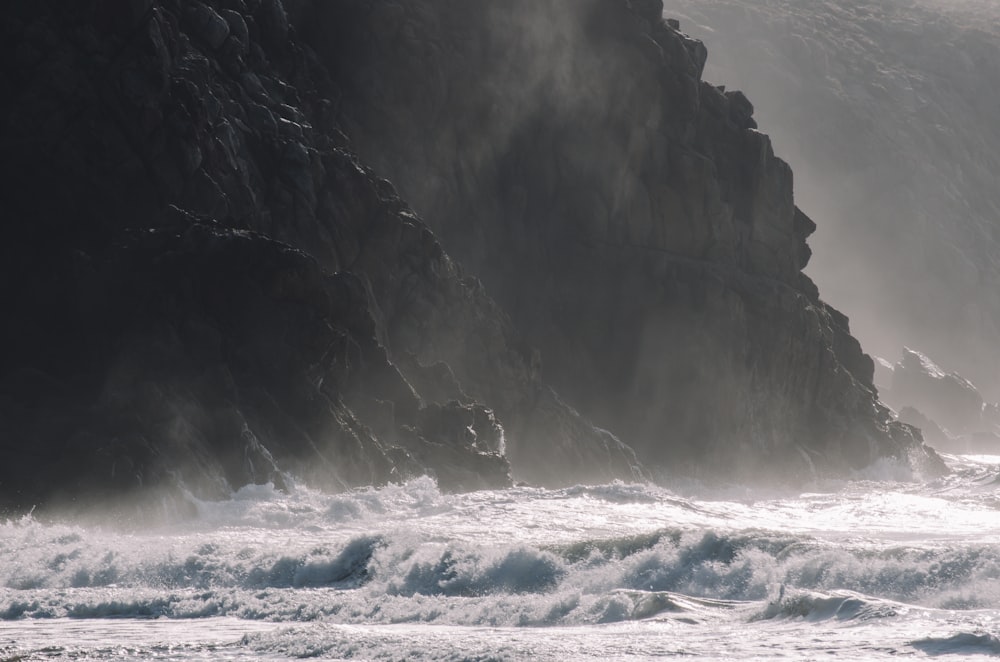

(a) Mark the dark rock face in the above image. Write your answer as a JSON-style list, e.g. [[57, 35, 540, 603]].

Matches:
[[295, 0, 939, 479], [660, 0, 1000, 402], [0, 0, 646, 512], [0, 0, 940, 512], [3, 217, 519, 509]]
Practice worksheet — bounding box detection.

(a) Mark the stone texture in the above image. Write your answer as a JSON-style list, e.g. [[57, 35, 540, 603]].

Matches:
[[660, 0, 1000, 402], [0, 0, 640, 513], [297, 0, 942, 480], [0, 0, 943, 514]]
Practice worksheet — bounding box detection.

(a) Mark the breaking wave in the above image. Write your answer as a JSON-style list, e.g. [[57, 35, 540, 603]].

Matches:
[[3, 477, 1000, 628]]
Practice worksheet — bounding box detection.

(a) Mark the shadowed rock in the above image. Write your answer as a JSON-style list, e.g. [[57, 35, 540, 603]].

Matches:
[[0, 0, 649, 514], [0, 0, 943, 514], [296, 0, 942, 480]]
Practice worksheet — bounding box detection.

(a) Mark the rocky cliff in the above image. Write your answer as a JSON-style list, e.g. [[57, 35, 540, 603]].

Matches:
[[0, 0, 938, 513], [880, 348, 1000, 454], [660, 0, 1000, 400], [295, 0, 940, 480], [0, 0, 639, 514]]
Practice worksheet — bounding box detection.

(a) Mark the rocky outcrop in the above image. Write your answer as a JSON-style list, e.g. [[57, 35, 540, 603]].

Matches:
[[890, 348, 983, 433], [296, 0, 941, 479], [2, 219, 512, 508], [0, 0, 641, 513], [659, 0, 1000, 401], [882, 348, 1000, 454], [0, 0, 941, 513]]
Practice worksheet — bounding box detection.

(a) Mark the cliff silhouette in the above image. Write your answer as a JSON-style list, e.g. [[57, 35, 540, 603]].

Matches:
[[0, 0, 941, 514]]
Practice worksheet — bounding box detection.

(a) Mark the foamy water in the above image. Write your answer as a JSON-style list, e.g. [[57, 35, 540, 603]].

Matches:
[[2, 454, 999, 660]]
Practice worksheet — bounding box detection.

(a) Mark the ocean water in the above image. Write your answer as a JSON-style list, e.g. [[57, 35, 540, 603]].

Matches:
[[2, 454, 999, 660]]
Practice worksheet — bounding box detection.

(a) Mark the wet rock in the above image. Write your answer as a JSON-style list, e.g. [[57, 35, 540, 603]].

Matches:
[[401, 401, 511, 491]]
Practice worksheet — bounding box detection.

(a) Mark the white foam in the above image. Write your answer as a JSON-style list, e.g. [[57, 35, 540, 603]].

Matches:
[[2, 454, 1000, 658]]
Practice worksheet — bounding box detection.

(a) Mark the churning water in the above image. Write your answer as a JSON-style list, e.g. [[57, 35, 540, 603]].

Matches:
[[2, 454, 999, 660]]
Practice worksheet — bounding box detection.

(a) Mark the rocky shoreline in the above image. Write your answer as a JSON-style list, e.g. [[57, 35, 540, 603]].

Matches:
[[0, 0, 941, 514]]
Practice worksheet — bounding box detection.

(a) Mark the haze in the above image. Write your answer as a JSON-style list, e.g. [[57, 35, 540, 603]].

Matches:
[[663, 0, 1000, 398]]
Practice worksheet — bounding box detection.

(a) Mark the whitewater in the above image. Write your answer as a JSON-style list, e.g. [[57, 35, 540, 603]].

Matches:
[[2, 454, 999, 660]]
